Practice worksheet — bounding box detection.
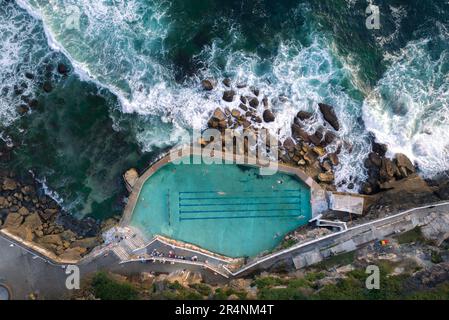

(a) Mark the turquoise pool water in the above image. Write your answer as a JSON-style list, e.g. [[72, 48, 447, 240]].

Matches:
[[130, 159, 311, 257]]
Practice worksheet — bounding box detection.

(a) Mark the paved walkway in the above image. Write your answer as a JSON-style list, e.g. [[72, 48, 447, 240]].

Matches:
[[1, 201, 449, 298]]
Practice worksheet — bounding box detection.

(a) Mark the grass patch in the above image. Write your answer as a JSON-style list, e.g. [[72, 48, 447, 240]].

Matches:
[[431, 250, 443, 264], [91, 272, 139, 300], [314, 251, 356, 270], [395, 227, 426, 244], [189, 283, 212, 296], [279, 238, 297, 250], [213, 287, 247, 300], [405, 283, 449, 300]]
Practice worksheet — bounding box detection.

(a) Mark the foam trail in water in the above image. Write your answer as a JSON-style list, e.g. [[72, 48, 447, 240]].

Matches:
[[363, 28, 449, 177], [0, 2, 56, 126], [16, 0, 372, 190]]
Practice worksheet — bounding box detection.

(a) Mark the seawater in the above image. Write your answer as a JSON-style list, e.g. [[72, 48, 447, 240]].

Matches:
[[1, 0, 449, 219]]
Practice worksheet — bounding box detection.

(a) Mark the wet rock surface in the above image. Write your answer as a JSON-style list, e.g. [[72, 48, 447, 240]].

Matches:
[[0, 167, 106, 259], [202, 78, 449, 216]]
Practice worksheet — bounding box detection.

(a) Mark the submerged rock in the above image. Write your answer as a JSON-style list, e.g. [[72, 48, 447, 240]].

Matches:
[[57, 63, 69, 75], [43, 82, 53, 93]]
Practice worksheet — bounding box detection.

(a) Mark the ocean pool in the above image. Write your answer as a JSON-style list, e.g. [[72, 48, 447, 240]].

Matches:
[[130, 159, 312, 257]]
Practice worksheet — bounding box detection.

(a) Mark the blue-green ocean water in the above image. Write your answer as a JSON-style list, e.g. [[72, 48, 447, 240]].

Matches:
[[1, 0, 449, 219], [131, 160, 311, 257]]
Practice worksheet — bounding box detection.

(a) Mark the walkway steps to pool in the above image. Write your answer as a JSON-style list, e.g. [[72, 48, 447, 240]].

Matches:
[[112, 246, 130, 261]]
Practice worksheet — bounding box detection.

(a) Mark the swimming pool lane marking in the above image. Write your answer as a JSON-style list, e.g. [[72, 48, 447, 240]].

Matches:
[[178, 189, 301, 194], [179, 195, 301, 200], [179, 201, 301, 207], [167, 189, 171, 226], [179, 214, 305, 221], [179, 207, 302, 214]]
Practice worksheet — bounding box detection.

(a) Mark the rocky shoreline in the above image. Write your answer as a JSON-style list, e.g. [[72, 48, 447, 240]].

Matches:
[[202, 78, 449, 216], [2, 75, 449, 262], [0, 158, 117, 260]]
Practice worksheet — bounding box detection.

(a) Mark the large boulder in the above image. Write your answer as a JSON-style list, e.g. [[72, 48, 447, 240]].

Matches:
[[291, 124, 310, 143], [324, 131, 336, 145], [297, 111, 313, 121], [0, 196, 8, 208], [201, 79, 216, 91], [283, 138, 296, 152], [395, 153, 415, 175], [421, 214, 449, 246], [318, 103, 340, 131], [59, 247, 86, 261], [380, 158, 395, 181], [38, 234, 63, 247], [328, 153, 340, 166], [3, 212, 23, 229], [318, 172, 335, 183], [212, 108, 227, 122], [124, 168, 139, 189], [368, 152, 382, 167], [70, 237, 99, 250], [222, 90, 236, 102], [17, 207, 30, 217], [60, 229, 77, 242], [40, 208, 58, 221], [22, 213, 42, 230], [10, 225, 34, 242], [263, 109, 275, 123], [249, 97, 259, 109], [2, 178, 17, 191]]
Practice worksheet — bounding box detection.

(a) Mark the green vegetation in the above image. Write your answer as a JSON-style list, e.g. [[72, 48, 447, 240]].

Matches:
[[395, 227, 426, 244], [431, 250, 443, 264], [279, 238, 297, 250], [91, 272, 139, 300], [155, 281, 204, 300], [252, 265, 449, 300], [406, 284, 449, 300], [314, 251, 356, 270], [213, 287, 247, 300], [189, 283, 212, 296], [255, 272, 325, 300]]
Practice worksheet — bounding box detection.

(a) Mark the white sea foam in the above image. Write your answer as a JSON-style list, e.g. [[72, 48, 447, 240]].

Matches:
[[363, 35, 449, 177], [0, 2, 53, 126], [15, 0, 377, 189]]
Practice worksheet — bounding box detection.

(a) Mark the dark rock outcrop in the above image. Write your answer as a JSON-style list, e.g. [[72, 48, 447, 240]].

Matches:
[[318, 103, 340, 131], [263, 109, 275, 123], [297, 111, 313, 121], [223, 90, 235, 102], [201, 79, 216, 91]]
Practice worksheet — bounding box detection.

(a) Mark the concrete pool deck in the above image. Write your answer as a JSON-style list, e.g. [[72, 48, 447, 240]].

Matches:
[[120, 146, 328, 258]]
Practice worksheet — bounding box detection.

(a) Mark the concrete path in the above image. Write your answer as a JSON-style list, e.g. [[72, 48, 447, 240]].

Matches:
[[1, 201, 449, 299]]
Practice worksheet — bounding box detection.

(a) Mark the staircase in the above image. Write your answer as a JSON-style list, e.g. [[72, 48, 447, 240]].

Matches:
[[112, 245, 130, 261]]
